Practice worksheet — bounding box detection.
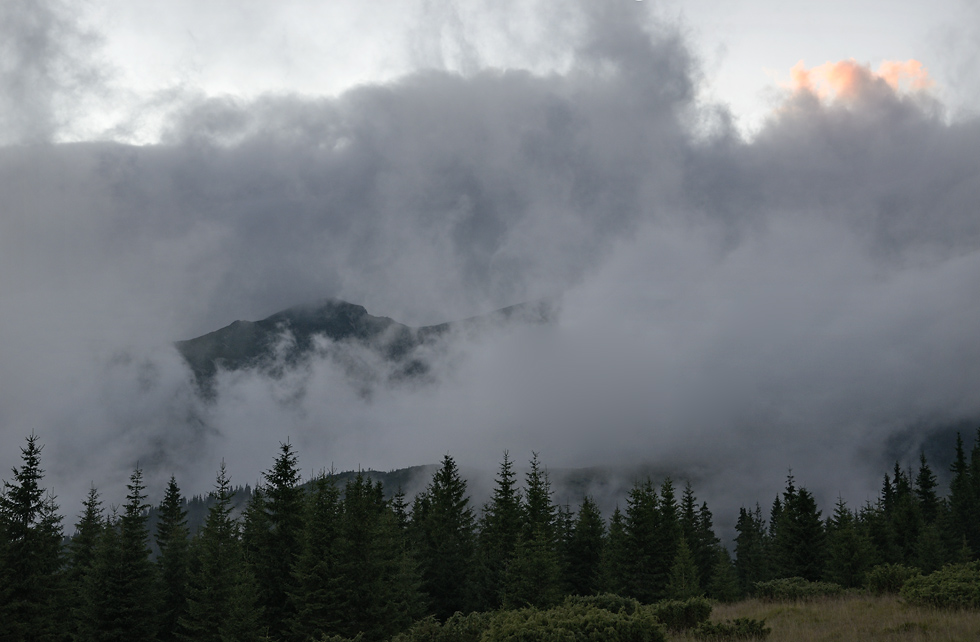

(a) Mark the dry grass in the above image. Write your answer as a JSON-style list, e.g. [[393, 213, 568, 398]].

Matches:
[[670, 594, 980, 642]]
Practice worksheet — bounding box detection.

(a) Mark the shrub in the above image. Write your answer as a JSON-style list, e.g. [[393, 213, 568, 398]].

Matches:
[[563, 593, 642, 615], [754, 577, 843, 601], [482, 604, 667, 642], [647, 597, 713, 631], [390, 612, 493, 642], [693, 618, 771, 640], [866, 564, 921, 595], [900, 562, 980, 609]]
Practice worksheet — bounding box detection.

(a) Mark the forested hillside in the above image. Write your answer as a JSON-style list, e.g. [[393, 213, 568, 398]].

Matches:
[[2, 431, 980, 640]]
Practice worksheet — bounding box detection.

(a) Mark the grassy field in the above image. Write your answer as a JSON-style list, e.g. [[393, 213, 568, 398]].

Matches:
[[671, 594, 980, 641]]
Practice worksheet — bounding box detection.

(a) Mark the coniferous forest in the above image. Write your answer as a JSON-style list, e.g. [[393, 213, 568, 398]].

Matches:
[[3, 431, 980, 641]]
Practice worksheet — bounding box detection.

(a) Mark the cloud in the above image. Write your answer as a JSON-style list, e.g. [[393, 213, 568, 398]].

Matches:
[[787, 59, 934, 103], [0, 0, 978, 525]]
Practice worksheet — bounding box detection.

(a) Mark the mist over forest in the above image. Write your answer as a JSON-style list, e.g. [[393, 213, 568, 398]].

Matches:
[[1, 0, 979, 530]]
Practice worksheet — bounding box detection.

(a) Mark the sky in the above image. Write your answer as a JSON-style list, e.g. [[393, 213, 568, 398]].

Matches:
[[1, 0, 979, 527]]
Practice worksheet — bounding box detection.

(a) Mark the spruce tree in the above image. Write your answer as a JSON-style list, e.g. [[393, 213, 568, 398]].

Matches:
[[0, 434, 64, 642], [707, 548, 741, 602], [914, 452, 940, 525], [115, 466, 160, 640], [337, 474, 421, 640], [412, 455, 476, 619], [252, 441, 305, 639], [566, 495, 606, 596], [503, 453, 562, 608], [476, 451, 523, 610], [623, 479, 660, 602], [601, 506, 630, 596], [667, 537, 701, 599], [734, 505, 768, 595], [771, 476, 825, 581], [155, 475, 190, 641], [948, 433, 975, 559], [67, 487, 103, 640], [824, 497, 870, 587], [288, 475, 343, 641], [180, 462, 260, 642]]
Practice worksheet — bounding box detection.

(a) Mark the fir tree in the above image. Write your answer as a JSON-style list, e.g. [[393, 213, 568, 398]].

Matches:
[[0, 434, 64, 642], [155, 476, 189, 641]]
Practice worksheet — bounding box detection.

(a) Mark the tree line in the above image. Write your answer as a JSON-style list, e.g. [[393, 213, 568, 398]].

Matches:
[[2, 430, 980, 641]]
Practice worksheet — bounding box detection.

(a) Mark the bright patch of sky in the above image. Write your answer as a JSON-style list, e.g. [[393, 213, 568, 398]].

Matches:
[[74, 0, 977, 143]]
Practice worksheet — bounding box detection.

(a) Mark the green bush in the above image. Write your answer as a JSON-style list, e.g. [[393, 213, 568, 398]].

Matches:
[[866, 564, 921, 595], [482, 604, 666, 642], [754, 577, 843, 601], [563, 594, 641, 615], [647, 597, 713, 631], [390, 612, 493, 642], [900, 562, 980, 609], [693, 618, 771, 640]]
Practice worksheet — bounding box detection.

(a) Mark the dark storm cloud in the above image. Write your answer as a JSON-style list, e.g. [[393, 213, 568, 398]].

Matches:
[[1, 0, 978, 521]]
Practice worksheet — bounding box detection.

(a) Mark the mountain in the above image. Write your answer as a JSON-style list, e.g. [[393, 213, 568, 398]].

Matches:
[[176, 298, 555, 394]]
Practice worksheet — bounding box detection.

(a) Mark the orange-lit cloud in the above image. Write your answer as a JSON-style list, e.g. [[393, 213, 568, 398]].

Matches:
[[787, 59, 934, 101]]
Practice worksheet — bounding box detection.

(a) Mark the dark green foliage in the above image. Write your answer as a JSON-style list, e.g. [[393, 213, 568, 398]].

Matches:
[[335, 473, 422, 641], [179, 462, 260, 642], [753, 577, 843, 600], [0, 434, 64, 642], [647, 597, 712, 631], [565, 495, 606, 597], [77, 469, 161, 642], [483, 603, 667, 642], [681, 484, 721, 591], [502, 454, 562, 609], [602, 507, 630, 596], [734, 505, 768, 595], [251, 441, 305, 639], [770, 476, 825, 581], [619, 478, 681, 603], [915, 452, 940, 525], [667, 538, 702, 599], [563, 593, 641, 615], [390, 612, 494, 642], [900, 561, 980, 609], [824, 497, 871, 588], [707, 548, 741, 603], [155, 475, 190, 641], [476, 452, 523, 610], [865, 563, 921, 595], [413, 455, 477, 619], [693, 618, 771, 640], [67, 487, 103, 639], [289, 475, 344, 641]]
